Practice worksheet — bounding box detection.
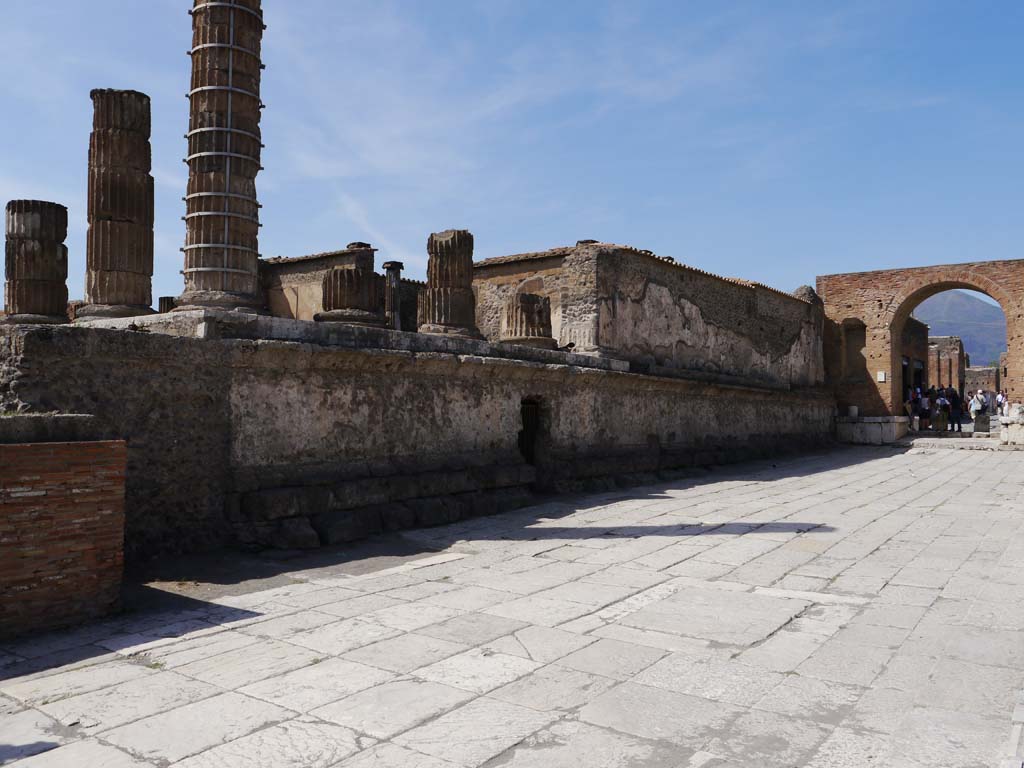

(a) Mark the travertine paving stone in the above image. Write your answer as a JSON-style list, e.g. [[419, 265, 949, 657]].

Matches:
[[38, 671, 217, 731], [312, 680, 473, 739], [239, 657, 394, 712], [393, 696, 555, 766], [5, 447, 1024, 767], [172, 718, 365, 768], [5, 739, 152, 767], [101, 692, 290, 763]]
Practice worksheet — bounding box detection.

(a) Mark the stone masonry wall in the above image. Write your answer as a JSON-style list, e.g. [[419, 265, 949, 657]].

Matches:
[[0, 439, 125, 639], [596, 248, 824, 387], [1, 322, 834, 559], [1, 326, 233, 560], [475, 244, 825, 389]]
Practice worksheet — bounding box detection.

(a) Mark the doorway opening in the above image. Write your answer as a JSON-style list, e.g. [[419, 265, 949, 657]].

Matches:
[[518, 399, 542, 465]]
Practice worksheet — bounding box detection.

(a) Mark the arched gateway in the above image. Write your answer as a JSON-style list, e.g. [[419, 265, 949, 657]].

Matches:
[[817, 260, 1022, 417]]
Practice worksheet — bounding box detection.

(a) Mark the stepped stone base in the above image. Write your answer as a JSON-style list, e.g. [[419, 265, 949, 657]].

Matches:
[[419, 322, 485, 340], [174, 290, 265, 313], [314, 308, 386, 327], [0, 314, 66, 325], [76, 304, 155, 320]]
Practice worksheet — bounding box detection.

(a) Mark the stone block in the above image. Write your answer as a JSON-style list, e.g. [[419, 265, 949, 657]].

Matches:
[[312, 507, 383, 545], [241, 487, 329, 522]]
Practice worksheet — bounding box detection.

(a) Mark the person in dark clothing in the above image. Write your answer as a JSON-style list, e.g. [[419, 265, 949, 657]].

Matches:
[[948, 387, 963, 433]]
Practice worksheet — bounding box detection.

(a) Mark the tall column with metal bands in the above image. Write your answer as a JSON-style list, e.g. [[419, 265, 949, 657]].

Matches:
[[177, 0, 266, 310], [79, 89, 155, 318]]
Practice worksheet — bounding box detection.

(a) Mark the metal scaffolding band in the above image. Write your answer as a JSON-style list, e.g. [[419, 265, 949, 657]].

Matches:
[[182, 267, 257, 275], [184, 151, 263, 168], [186, 126, 264, 144], [185, 192, 262, 206], [188, 85, 263, 103], [189, 42, 261, 59], [182, 243, 260, 254], [190, 2, 265, 24], [184, 211, 261, 225]]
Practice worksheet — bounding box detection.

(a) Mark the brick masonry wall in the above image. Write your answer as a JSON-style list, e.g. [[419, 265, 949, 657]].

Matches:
[[0, 440, 126, 640], [817, 260, 1024, 415]]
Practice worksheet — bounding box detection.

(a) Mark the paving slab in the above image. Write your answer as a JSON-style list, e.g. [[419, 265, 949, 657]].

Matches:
[[101, 692, 290, 764], [393, 696, 555, 767], [312, 679, 474, 739]]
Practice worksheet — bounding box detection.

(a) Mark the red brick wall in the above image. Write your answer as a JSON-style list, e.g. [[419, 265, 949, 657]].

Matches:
[[817, 260, 1024, 415], [0, 440, 126, 639]]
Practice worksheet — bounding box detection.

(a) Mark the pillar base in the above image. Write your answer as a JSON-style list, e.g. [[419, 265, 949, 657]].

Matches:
[[314, 309, 387, 327], [500, 336, 558, 350], [418, 323, 485, 340], [0, 314, 66, 325], [76, 304, 155, 320], [174, 290, 265, 314]]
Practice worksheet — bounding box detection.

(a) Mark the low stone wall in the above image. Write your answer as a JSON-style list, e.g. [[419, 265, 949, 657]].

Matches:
[[836, 416, 909, 445], [2, 316, 835, 559], [0, 423, 125, 639]]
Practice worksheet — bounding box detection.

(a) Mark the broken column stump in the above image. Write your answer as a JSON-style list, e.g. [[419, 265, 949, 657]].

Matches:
[[315, 266, 386, 326], [3, 200, 69, 324], [500, 292, 557, 349], [418, 229, 483, 339]]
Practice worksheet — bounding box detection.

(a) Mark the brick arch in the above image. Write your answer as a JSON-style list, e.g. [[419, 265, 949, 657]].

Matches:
[[817, 259, 1024, 416], [886, 270, 1013, 333]]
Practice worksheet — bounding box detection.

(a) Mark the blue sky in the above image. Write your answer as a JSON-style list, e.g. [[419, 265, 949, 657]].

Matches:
[[1, 1, 1022, 305]]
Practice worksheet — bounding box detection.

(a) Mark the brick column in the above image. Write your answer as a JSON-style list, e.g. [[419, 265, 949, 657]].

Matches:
[[2, 200, 68, 324], [79, 89, 155, 318], [500, 292, 556, 349], [178, 0, 266, 311], [418, 229, 483, 339]]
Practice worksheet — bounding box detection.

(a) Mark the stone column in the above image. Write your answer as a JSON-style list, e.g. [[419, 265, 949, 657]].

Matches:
[[418, 229, 482, 339], [500, 293, 557, 349], [178, 0, 265, 311], [381, 261, 403, 331], [79, 89, 155, 319], [315, 266, 385, 326], [3, 201, 69, 324]]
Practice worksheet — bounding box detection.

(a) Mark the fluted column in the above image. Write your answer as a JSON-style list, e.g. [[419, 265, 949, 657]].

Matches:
[[418, 229, 482, 339], [79, 89, 155, 318], [3, 201, 68, 324], [500, 292, 556, 349], [382, 261, 403, 330], [177, 0, 266, 311], [315, 266, 385, 326]]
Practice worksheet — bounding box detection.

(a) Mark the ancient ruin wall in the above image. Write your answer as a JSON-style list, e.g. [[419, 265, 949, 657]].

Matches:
[[0, 438, 125, 639], [1, 327, 233, 559], [1, 323, 833, 559], [817, 260, 1024, 415], [595, 249, 825, 387]]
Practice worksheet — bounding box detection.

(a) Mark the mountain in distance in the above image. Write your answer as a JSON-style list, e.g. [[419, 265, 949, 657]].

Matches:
[[913, 290, 1006, 367]]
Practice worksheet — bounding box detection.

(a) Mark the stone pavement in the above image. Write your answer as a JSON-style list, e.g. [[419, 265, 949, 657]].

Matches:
[[2, 446, 1024, 768]]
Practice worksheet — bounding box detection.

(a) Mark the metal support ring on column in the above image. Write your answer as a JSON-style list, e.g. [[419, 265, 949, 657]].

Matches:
[[184, 211, 262, 225], [190, 42, 260, 58], [182, 267, 256, 275], [185, 192, 262, 207], [182, 243, 260, 254], [190, 2, 265, 24], [188, 85, 262, 102], [186, 126, 264, 145], [184, 151, 263, 170]]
